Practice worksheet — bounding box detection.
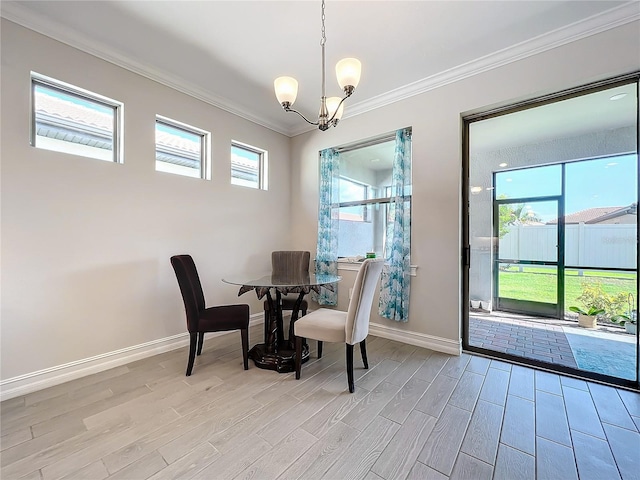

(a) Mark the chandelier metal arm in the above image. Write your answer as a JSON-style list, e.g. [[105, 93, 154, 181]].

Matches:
[[281, 88, 351, 130], [273, 0, 360, 132], [325, 92, 350, 125], [281, 103, 320, 126]]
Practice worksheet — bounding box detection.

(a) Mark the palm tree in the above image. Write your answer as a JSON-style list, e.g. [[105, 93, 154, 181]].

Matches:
[[498, 195, 542, 238]]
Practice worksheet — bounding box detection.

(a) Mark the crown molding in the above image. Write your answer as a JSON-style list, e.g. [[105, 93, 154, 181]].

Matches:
[[2, 1, 638, 138], [289, 2, 640, 137], [0, 1, 291, 136]]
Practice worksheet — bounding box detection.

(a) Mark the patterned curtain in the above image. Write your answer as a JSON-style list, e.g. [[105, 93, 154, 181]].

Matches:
[[314, 148, 340, 305], [379, 128, 412, 322]]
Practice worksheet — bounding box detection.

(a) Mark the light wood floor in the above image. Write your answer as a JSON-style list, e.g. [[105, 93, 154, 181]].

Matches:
[[1, 323, 639, 480]]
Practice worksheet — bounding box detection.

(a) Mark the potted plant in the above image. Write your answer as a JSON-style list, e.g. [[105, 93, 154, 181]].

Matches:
[[569, 306, 605, 329], [611, 294, 637, 335], [612, 310, 637, 335]]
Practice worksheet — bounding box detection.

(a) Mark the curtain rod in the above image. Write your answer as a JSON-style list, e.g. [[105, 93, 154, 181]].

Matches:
[[333, 127, 411, 154]]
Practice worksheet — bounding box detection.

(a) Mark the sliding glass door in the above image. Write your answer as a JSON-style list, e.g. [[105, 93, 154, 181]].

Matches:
[[463, 74, 639, 388]]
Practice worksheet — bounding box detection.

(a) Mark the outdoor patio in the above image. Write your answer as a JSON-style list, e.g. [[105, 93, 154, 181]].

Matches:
[[469, 310, 637, 380]]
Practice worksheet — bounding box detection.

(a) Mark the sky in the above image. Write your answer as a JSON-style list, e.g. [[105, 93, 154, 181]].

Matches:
[[495, 154, 638, 222]]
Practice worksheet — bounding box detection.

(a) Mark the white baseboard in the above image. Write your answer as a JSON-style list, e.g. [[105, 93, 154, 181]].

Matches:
[[1, 315, 458, 401], [368, 322, 462, 356], [0, 315, 264, 402]]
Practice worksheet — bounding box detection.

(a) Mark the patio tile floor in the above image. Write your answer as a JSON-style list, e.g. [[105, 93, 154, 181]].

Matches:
[[470, 314, 579, 369], [469, 311, 638, 381]]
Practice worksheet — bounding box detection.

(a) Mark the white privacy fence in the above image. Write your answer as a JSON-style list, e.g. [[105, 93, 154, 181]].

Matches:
[[499, 223, 637, 269]]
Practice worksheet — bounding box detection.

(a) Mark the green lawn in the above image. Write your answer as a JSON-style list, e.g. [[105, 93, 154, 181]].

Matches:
[[498, 267, 637, 313]]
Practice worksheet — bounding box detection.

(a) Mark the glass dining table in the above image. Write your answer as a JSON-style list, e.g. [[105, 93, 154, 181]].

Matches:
[[222, 272, 341, 373]]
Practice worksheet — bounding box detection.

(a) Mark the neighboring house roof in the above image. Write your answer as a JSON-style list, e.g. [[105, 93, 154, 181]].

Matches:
[[36, 90, 112, 130], [547, 204, 637, 224], [36, 91, 199, 153], [587, 202, 638, 224], [37, 91, 261, 173]]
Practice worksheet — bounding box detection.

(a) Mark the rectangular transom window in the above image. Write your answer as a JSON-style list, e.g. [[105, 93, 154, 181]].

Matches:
[[31, 73, 122, 162], [155, 116, 210, 179], [231, 142, 267, 190]]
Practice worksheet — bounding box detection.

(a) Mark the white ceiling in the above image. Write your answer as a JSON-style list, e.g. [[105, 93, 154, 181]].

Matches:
[[1, 1, 638, 137], [470, 81, 638, 153]]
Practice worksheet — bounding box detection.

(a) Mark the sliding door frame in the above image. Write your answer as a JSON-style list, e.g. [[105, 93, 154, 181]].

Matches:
[[493, 194, 563, 319], [462, 73, 640, 390]]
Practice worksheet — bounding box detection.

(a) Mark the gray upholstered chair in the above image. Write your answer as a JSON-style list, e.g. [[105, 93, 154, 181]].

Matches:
[[263, 251, 310, 338], [171, 255, 250, 376], [294, 258, 385, 393]]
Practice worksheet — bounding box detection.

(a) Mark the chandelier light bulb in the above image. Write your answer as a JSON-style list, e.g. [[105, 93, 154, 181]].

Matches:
[[272, 0, 360, 131], [336, 58, 361, 93], [326, 96, 345, 121], [274, 76, 298, 106]]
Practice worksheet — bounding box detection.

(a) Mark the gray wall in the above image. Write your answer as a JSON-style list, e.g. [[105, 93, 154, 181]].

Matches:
[[0, 20, 292, 381], [1, 17, 638, 386], [289, 21, 640, 345]]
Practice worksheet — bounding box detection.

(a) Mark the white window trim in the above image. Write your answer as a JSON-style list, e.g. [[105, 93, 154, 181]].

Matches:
[[155, 115, 211, 180], [30, 71, 124, 163], [336, 258, 418, 276], [231, 140, 268, 190]]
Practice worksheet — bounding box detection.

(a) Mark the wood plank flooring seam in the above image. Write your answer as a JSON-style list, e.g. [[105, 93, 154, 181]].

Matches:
[[2, 333, 638, 480]]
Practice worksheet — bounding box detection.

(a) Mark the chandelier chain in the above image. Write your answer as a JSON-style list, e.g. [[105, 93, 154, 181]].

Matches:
[[320, 0, 327, 105], [320, 0, 326, 46], [273, 0, 359, 131]]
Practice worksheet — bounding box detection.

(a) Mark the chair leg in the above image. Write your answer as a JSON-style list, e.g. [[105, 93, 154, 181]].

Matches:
[[197, 332, 205, 356], [346, 344, 355, 393], [317, 341, 323, 359], [295, 336, 303, 380], [186, 333, 197, 376], [241, 328, 249, 370], [360, 339, 368, 369]]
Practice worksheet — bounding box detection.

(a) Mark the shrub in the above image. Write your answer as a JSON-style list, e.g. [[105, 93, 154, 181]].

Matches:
[[575, 281, 629, 321]]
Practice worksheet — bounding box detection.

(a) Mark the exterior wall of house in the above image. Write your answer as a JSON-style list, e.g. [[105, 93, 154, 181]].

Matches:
[[289, 21, 640, 348], [595, 213, 637, 225], [0, 20, 292, 383]]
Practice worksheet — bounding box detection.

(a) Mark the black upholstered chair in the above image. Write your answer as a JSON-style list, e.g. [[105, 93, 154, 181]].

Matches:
[[170, 255, 250, 376], [263, 251, 310, 338]]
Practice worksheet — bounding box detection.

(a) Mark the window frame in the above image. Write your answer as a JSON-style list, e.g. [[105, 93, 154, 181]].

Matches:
[[231, 141, 268, 190], [338, 176, 372, 222], [337, 196, 411, 258], [333, 133, 412, 258], [155, 115, 211, 179], [30, 72, 123, 163]]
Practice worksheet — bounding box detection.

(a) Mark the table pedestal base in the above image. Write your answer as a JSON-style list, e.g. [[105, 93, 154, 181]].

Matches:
[[248, 342, 310, 373]]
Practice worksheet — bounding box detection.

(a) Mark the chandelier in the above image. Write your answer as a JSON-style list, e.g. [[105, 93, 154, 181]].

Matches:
[[273, 0, 361, 131]]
